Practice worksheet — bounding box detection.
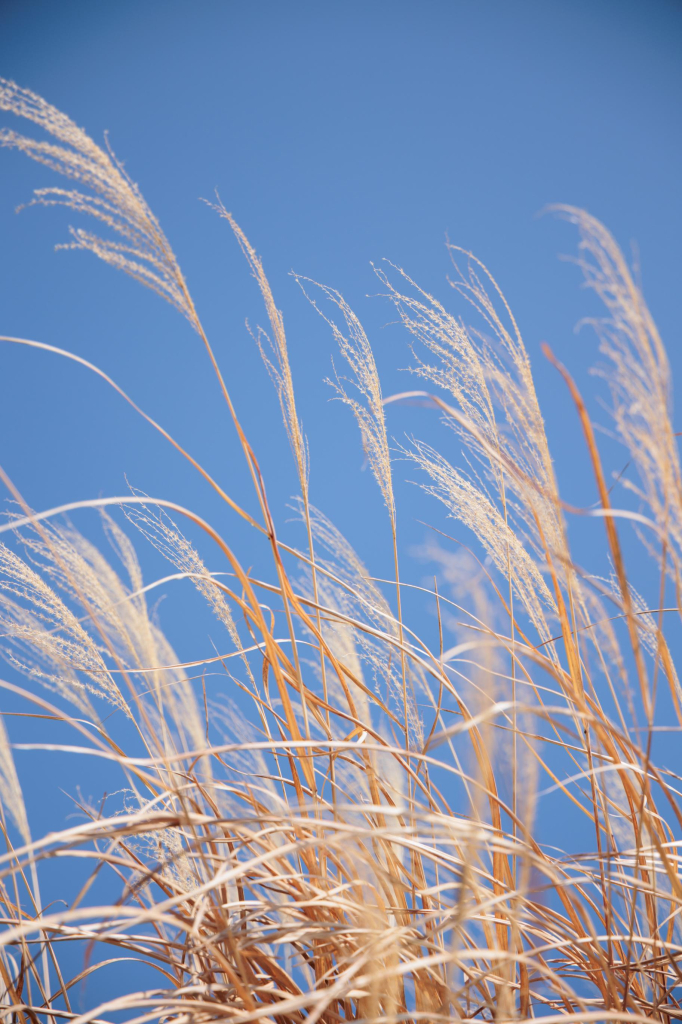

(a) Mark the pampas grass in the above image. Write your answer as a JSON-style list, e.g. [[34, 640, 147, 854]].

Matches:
[[0, 78, 680, 1022]]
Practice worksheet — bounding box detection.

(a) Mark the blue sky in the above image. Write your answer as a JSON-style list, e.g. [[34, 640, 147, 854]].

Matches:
[[1, 3, 680, 545], [0, 0, 681, 931]]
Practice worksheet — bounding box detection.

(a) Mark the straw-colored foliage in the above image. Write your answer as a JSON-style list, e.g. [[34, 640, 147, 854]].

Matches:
[[0, 79, 680, 1022]]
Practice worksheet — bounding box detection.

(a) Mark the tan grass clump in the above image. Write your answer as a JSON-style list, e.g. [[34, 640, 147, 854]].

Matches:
[[0, 80, 679, 1024]]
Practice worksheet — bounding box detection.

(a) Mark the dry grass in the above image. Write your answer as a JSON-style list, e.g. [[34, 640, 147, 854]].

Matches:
[[0, 78, 680, 1022]]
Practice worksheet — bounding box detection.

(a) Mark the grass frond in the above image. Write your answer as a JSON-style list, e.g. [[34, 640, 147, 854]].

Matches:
[[0, 84, 679, 1024]]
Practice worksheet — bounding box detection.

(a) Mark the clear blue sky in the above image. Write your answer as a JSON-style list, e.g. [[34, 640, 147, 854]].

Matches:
[[0, 0, 680, 929], [1, 2, 680, 541]]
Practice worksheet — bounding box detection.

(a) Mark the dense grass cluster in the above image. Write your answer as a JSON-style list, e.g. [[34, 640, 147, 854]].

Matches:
[[0, 79, 680, 1023]]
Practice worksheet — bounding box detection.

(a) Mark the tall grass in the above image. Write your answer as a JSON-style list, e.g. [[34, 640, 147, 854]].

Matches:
[[0, 78, 680, 1022]]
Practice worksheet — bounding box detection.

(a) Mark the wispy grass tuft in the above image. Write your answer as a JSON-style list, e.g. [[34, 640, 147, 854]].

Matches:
[[0, 81, 680, 1024]]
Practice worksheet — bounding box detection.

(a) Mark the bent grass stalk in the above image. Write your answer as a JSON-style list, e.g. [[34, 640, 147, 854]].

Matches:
[[0, 79, 680, 1022]]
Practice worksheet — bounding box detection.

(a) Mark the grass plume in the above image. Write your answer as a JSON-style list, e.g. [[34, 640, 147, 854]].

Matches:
[[0, 81, 680, 1024]]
